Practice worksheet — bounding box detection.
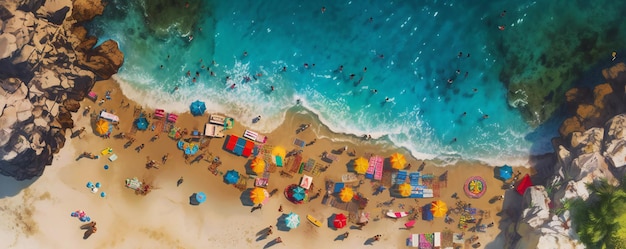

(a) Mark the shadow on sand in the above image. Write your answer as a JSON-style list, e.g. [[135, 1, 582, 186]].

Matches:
[[240, 189, 255, 206], [363, 237, 376, 246], [0, 174, 38, 199]]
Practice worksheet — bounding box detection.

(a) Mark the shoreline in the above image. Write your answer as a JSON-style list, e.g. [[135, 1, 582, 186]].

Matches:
[[0, 78, 540, 248]]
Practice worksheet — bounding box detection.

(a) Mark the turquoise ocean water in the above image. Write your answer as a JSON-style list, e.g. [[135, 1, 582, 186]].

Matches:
[[86, 0, 625, 166]]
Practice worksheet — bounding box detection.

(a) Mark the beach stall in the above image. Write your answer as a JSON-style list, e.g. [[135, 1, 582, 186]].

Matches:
[[284, 212, 300, 229], [430, 200, 448, 218], [516, 174, 533, 195], [250, 187, 269, 205], [299, 175, 313, 190], [353, 157, 369, 174], [223, 170, 240, 185], [338, 187, 354, 202], [224, 135, 256, 157], [332, 213, 347, 229], [94, 119, 112, 136], [134, 116, 149, 131], [390, 152, 407, 170], [496, 165, 513, 181], [250, 157, 266, 175], [190, 100, 206, 116]]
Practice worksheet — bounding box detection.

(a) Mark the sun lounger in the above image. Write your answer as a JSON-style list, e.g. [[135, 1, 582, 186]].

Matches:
[[303, 158, 315, 172], [409, 172, 421, 186], [209, 114, 225, 125], [243, 129, 268, 143], [341, 173, 358, 182], [293, 138, 305, 148], [365, 159, 375, 179], [167, 113, 178, 123], [108, 154, 118, 162], [410, 234, 420, 247], [433, 232, 441, 248], [369, 156, 384, 180], [395, 170, 407, 185], [333, 182, 345, 193], [154, 109, 165, 119]]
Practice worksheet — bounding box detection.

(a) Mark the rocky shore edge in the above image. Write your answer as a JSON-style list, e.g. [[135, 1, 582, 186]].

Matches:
[[0, 0, 123, 180], [506, 63, 626, 248]]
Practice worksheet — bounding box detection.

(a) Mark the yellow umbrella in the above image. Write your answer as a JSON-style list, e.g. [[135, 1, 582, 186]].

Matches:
[[271, 146, 286, 159], [250, 187, 268, 205], [339, 187, 354, 202], [353, 157, 369, 174], [430, 200, 448, 218], [250, 157, 266, 175], [398, 183, 412, 197], [390, 152, 406, 170], [94, 119, 110, 135]]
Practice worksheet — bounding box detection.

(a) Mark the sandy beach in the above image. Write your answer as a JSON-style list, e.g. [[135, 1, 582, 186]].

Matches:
[[0, 79, 536, 249]]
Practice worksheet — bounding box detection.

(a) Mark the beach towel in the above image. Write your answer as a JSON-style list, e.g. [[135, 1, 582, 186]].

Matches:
[[304, 158, 315, 172], [365, 157, 376, 179], [410, 234, 420, 247], [108, 154, 118, 162], [293, 138, 305, 148], [243, 129, 258, 141], [419, 233, 434, 249], [167, 113, 178, 123]]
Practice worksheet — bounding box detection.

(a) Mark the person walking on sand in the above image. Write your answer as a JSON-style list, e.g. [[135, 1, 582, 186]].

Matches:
[[343, 232, 349, 238], [177, 177, 184, 187], [278, 205, 283, 212]]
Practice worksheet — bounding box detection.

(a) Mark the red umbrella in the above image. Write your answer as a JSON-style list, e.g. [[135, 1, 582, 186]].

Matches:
[[333, 213, 347, 229], [516, 174, 533, 195]]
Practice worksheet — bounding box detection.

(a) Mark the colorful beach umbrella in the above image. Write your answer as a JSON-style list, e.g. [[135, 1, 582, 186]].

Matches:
[[195, 192, 207, 204], [250, 187, 268, 205], [285, 212, 300, 229], [339, 187, 354, 202], [291, 186, 306, 201], [223, 170, 240, 184], [94, 119, 110, 135], [333, 213, 347, 229], [430, 200, 448, 218], [353, 157, 369, 174], [497, 165, 513, 181], [271, 146, 286, 159], [250, 157, 266, 175], [390, 152, 407, 170], [134, 117, 149, 130], [189, 100, 206, 116], [398, 183, 412, 197]]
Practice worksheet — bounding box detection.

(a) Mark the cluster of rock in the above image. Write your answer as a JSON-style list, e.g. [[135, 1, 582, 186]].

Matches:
[[0, 0, 123, 180], [508, 63, 626, 248]]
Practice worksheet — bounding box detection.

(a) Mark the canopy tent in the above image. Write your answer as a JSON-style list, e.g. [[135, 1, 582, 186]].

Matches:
[[223, 170, 240, 184], [390, 152, 407, 170], [353, 157, 369, 174], [398, 183, 412, 197], [333, 213, 347, 229], [224, 135, 255, 157], [134, 116, 149, 130], [285, 212, 300, 229], [250, 187, 269, 205], [195, 192, 207, 204], [430, 200, 448, 218], [516, 174, 533, 195], [250, 157, 266, 175], [497, 165, 513, 181], [300, 175, 313, 190], [177, 140, 199, 155], [339, 187, 354, 202], [190, 100, 206, 116], [94, 119, 111, 135]]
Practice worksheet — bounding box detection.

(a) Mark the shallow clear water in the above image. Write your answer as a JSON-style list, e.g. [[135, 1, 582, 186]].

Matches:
[[86, 0, 625, 165]]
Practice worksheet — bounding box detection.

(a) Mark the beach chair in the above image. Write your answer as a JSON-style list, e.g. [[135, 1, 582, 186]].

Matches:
[[410, 234, 420, 247], [108, 154, 118, 162], [293, 138, 305, 148], [409, 172, 421, 186], [395, 170, 408, 185], [303, 158, 315, 172]]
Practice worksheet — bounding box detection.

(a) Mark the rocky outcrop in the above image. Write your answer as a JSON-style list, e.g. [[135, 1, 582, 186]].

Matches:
[[510, 113, 626, 248], [0, 0, 123, 180]]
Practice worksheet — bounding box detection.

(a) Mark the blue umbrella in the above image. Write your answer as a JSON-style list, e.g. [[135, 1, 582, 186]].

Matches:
[[292, 186, 306, 201], [285, 212, 300, 229], [190, 100, 206, 116], [135, 117, 149, 130], [95, 182, 101, 188], [223, 170, 240, 184], [86, 181, 94, 188], [498, 165, 513, 181], [100, 192, 106, 198], [195, 192, 207, 204]]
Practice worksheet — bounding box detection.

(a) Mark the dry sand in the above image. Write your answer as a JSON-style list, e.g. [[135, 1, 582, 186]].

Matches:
[[0, 79, 537, 249]]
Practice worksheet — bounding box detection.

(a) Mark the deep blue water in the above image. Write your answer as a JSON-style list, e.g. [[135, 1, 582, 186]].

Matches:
[[86, 0, 626, 165]]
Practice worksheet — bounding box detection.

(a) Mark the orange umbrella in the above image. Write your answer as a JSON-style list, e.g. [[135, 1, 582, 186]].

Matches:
[[430, 200, 448, 218], [339, 187, 354, 202], [390, 152, 406, 170], [271, 146, 286, 159], [250, 157, 266, 175], [250, 187, 268, 205], [94, 119, 110, 135], [398, 183, 412, 197], [353, 157, 369, 174]]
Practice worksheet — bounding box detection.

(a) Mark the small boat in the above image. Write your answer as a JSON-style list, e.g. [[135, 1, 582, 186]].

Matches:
[[386, 210, 408, 218], [307, 215, 322, 227]]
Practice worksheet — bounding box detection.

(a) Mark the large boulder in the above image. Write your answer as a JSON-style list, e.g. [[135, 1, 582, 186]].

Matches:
[[603, 114, 626, 168], [78, 39, 124, 80], [70, 0, 104, 23]]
